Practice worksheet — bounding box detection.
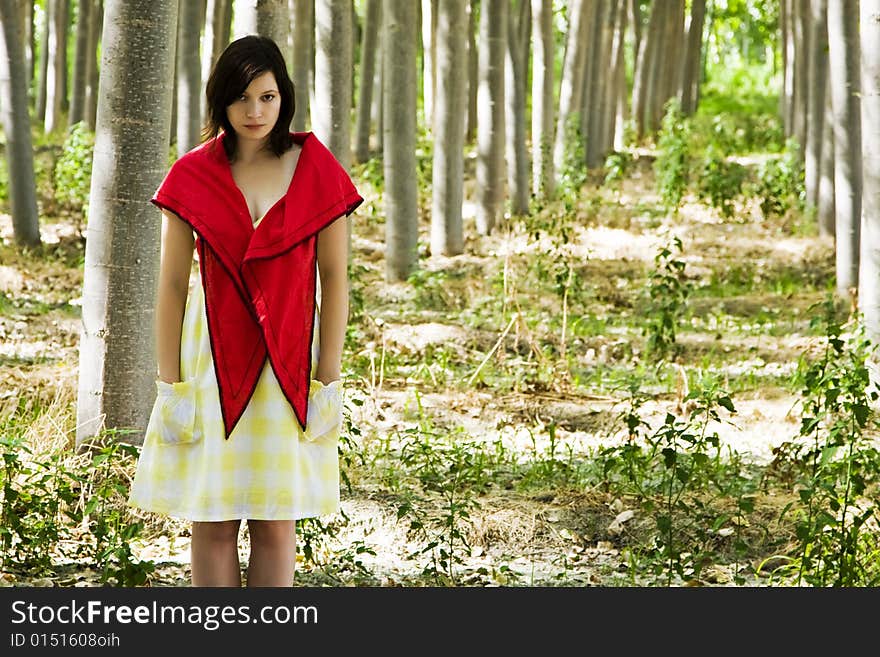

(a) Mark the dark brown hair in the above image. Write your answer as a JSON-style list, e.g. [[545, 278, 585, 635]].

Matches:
[[202, 35, 295, 159]]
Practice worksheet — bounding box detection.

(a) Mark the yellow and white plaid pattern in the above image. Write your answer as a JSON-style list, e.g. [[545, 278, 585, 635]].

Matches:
[[128, 271, 341, 521]]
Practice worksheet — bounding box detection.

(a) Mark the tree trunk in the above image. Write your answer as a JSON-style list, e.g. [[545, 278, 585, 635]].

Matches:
[[782, 0, 794, 135], [430, 0, 466, 256], [505, 0, 530, 215], [70, 0, 92, 126], [804, 0, 828, 212], [233, 0, 288, 48], [0, 0, 40, 247], [551, 0, 587, 181], [314, 0, 352, 169], [827, 0, 862, 299], [76, 0, 178, 445], [530, 0, 554, 197], [588, 0, 616, 167], [575, 0, 596, 152], [85, 0, 102, 131], [604, 0, 626, 153], [860, 0, 880, 343], [354, 0, 379, 162], [632, 0, 663, 137], [680, 0, 705, 116], [36, 0, 49, 122], [176, 0, 203, 156], [475, 0, 507, 235], [59, 0, 69, 114], [817, 75, 835, 238], [24, 0, 34, 94], [383, 0, 418, 281], [371, 14, 383, 151], [611, 0, 629, 150], [43, 0, 66, 133], [421, 0, 436, 131], [792, 0, 810, 159], [202, 0, 233, 125], [580, 0, 602, 167], [465, 0, 477, 143], [291, 0, 313, 131]]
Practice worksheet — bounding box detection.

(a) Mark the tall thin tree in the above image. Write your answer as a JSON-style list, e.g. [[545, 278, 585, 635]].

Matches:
[[314, 0, 352, 169], [430, 0, 467, 256], [827, 0, 861, 299], [531, 0, 554, 198], [475, 0, 507, 235], [505, 0, 530, 215], [0, 0, 40, 247], [85, 0, 103, 131], [354, 0, 380, 162], [69, 0, 92, 126], [176, 0, 203, 156], [291, 0, 313, 131], [858, 0, 880, 343], [76, 0, 179, 445], [804, 0, 828, 213], [383, 0, 418, 281]]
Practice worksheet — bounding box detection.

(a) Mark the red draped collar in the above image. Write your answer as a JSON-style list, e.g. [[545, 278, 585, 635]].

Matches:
[[151, 131, 362, 438]]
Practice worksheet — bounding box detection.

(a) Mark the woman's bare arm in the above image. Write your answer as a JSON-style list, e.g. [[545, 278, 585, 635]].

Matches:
[[156, 208, 195, 383], [315, 216, 350, 385]]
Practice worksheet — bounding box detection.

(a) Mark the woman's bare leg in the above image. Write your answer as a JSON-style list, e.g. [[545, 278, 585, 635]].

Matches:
[[245, 520, 296, 587], [190, 519, 243, 586]]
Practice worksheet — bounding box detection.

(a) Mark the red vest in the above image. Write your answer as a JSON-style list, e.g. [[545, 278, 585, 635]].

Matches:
[[151, 131, 363, 438]]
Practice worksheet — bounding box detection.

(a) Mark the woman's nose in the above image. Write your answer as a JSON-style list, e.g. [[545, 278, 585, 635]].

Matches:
[[246, 101, 261, 117]]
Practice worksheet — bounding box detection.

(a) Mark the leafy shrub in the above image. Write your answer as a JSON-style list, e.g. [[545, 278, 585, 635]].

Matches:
[[752, 139, 804, 219], [696, 144, 747, 218], [654, 99, 692, 212]]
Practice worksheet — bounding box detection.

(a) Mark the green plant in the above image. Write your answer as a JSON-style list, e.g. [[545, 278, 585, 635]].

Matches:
[[752, 138, 805, 219], [393, 396, 490, 584], [0, 396, 87, 575], [773, 298, 880, 586], [81, 434, 155, 586], [54, 122, 95, 217], [643, 236, 691, 361], [603, 149, 634, 189], [654, 99, 692, 212], [696, 143, 747, 218]]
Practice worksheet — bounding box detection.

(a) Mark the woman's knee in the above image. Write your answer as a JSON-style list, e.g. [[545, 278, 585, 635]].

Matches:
[[192, 519, 241, 545], [247, 520, 296, 548]]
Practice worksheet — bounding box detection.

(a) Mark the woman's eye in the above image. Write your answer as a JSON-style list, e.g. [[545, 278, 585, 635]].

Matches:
[[262, 94, 275, 102]]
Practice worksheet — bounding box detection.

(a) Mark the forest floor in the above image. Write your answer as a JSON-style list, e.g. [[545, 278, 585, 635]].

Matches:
[[0, 146, 846, 587]]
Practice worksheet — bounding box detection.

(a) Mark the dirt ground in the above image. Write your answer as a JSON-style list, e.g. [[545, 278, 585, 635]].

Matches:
[[0, 152, 839, 587]]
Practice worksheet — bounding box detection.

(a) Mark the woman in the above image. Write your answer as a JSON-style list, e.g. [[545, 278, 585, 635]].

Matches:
[[127, 35, 362, 587]]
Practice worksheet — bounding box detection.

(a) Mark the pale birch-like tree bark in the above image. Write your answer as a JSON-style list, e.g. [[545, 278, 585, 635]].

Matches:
[[530, 0, 554, 197], [804, 0, 828, 212], [859, 0, 880, 343], [176, 0, 203, 156], [505, 0, 530, 215], [551, 0, 587, 181], [76, 0, 178, 444], [383, 0, 418, 280], [314, 0, 352, 169], [291, 0, 313, 131], [85, 0, 102, 131], [354, 0, 380, 162], [0, 0, 40, 246], [70, 0, 92, 126], [201, 0, 232, 124], [430, 0, 466, 256], [827, 0, 862, 298], [475, 0, 507, 235]]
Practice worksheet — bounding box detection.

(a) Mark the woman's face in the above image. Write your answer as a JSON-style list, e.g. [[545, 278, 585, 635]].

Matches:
[[226, 70, 281, 144]]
